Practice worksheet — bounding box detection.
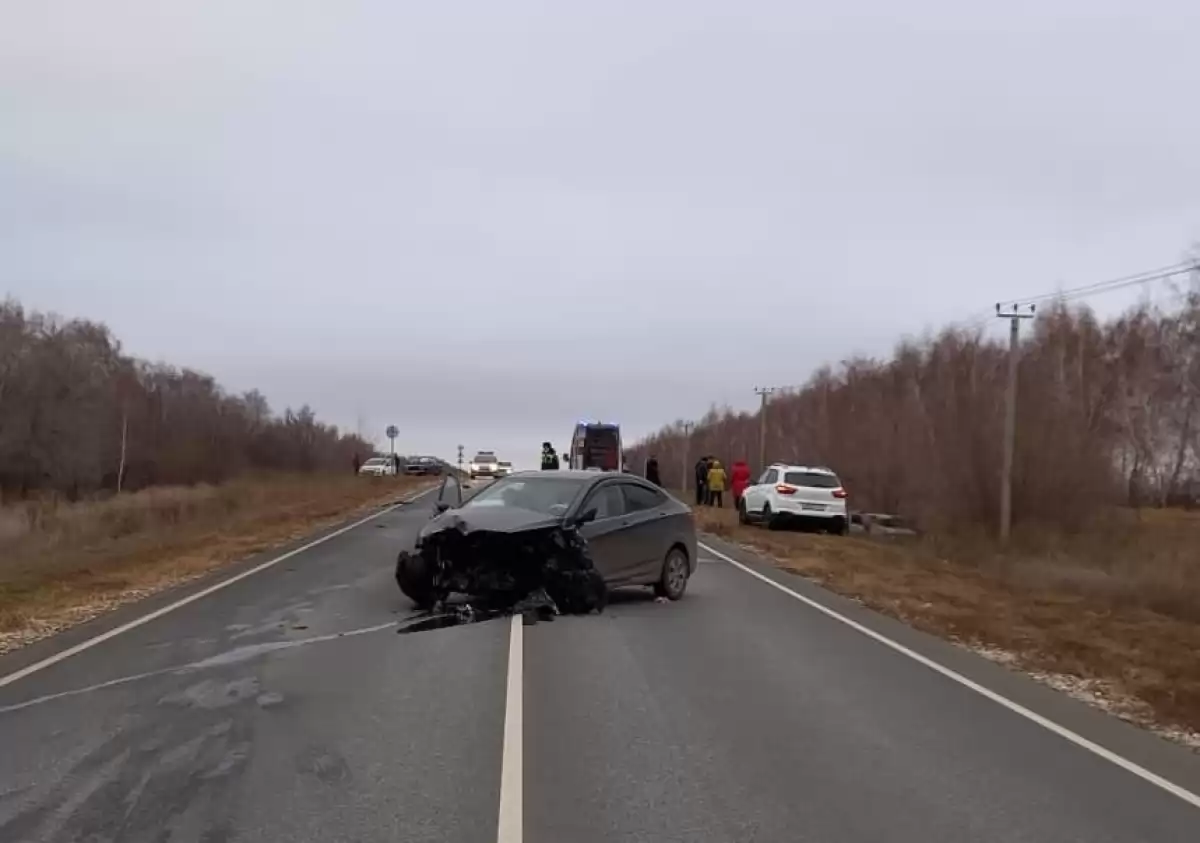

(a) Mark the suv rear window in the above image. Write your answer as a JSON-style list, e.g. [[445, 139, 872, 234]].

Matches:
[[784, 471, 840, 488]]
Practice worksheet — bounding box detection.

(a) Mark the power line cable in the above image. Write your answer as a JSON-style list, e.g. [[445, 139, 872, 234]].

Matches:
[[1012, 261, 1198, 306], [951, 260, 1198, 333]]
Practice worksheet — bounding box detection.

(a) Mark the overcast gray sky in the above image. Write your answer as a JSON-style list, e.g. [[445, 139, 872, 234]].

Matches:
[[4, 1, 1199, 468]]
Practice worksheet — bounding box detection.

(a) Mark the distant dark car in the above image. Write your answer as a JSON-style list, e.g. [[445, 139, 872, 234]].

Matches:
[[398, 470, 697, 607], [405, 456, 443, 476]]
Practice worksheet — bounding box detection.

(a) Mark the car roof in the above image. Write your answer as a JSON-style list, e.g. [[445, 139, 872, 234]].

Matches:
[[507, 468, 642, 483], [769, 463, 838, 474]]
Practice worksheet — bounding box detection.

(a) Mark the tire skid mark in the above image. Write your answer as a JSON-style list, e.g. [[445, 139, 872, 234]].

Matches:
[[0, 620, 398, 716]]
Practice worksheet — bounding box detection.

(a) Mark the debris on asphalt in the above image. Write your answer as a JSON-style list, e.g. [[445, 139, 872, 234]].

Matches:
[[395, 508, 606, 632]]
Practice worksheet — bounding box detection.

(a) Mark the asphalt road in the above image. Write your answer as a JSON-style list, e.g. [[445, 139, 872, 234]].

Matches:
[[2, 483, 1200, 842]]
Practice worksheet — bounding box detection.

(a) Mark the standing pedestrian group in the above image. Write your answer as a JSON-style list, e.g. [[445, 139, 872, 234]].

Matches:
[[688, 455, 752, 508]]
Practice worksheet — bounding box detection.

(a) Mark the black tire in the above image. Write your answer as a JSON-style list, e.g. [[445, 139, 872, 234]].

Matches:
[[395, 550, 436, 609], [653, 546, 690, 600], [737, 498, 750, 525], [829, 517, 849, 536], [762, 503, 778, 530]]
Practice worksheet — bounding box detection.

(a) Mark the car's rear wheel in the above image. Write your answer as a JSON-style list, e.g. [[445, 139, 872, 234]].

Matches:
[[829, 516, 849, 536], [653, 546, 690, 600]]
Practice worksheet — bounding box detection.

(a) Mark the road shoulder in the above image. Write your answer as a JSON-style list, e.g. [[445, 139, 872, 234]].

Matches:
[[0, 486, 435, 683], [699, 532, 1200, 802]]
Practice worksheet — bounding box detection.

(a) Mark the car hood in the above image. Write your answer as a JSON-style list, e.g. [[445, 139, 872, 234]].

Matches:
[[419, 505, 563, 539]]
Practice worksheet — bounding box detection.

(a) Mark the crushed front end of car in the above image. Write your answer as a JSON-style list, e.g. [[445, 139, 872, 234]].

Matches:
[[395, 508, 607, 630]]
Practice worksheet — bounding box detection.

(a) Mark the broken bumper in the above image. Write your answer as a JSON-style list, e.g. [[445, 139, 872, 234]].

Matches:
[[395, 512, 607, 626]]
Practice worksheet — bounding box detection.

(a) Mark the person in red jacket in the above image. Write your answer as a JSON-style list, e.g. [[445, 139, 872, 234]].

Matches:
[[730, 460, 751, 511]]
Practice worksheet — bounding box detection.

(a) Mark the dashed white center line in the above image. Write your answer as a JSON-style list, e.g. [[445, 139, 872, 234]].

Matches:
[[496, 614, 524, 842]]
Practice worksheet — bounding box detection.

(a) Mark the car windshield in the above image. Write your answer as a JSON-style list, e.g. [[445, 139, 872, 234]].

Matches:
[[462, 475, 589, 517], [784, 471, 840, 488], [473, 453, 496, 462], [363, 458, 387, 467]]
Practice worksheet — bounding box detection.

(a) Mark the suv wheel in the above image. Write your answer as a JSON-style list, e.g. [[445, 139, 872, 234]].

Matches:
[[829, 516, 848, 536], [737, 498, 749, 525], [761, 503, 777, 530]]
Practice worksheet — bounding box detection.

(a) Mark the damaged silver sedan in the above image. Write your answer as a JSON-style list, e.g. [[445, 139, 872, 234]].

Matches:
[[395, 471, 697, 623]]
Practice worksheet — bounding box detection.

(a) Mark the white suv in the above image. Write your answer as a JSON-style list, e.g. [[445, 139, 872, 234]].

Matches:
[[739, 464, 848, 534]]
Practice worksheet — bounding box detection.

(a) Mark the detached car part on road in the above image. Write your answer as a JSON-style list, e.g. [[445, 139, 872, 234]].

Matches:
[[396, 471, 697, 623]]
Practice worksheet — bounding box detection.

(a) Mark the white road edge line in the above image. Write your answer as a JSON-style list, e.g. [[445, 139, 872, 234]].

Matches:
[[497, 614, 524, 843], [0, 486, 438, 691], [700, 541, 1200, 812]]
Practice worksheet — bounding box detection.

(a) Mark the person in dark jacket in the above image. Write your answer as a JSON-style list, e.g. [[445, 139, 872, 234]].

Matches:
[[645, 454, 661, 486], [541, 442, 560, 470], [352, 453, 362, 475], [694, 456, 710, 506]]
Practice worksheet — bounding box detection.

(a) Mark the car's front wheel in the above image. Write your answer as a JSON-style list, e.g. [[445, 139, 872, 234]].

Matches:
[[737, 498, 749, 525], [653, 546, 690, 600], [395, 549, 436, 609]]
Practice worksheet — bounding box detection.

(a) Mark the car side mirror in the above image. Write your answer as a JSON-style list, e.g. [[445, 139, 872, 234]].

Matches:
[[434, 501, 451, 514], [574, 507, 597, 526]]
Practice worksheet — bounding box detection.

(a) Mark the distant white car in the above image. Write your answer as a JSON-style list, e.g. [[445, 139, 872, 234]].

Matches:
[[496, 460, 513, 477], [359, 456, 397, 477], [469, 451, 500, 479], [738, 464, 848, 534]]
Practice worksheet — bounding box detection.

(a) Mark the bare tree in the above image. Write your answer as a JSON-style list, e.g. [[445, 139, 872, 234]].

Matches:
[[0, 299, 375, 500], [629, 290, 1200, 531]]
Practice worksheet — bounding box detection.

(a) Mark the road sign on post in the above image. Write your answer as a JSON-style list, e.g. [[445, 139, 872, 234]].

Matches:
[[386, 425, 399, 455]]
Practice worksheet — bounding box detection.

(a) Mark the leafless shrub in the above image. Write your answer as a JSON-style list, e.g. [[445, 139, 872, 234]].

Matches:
[[632, 287, 1200, 533], [0, 298, 375, 501]]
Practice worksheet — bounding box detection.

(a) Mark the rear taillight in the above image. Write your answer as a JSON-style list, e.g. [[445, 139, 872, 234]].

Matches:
[[832, 488, 848, 499], [775, 484, 798, 495]]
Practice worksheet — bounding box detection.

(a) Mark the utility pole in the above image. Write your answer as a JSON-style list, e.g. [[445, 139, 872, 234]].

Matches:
[[680, 421, 695, 492], [754, 387, 777, 474], [456, 444, 464, 478], [996, 302, 1036, 543]]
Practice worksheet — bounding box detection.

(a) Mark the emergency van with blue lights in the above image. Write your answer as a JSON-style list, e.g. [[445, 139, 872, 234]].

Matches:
[[567, 421, 622, 472]]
